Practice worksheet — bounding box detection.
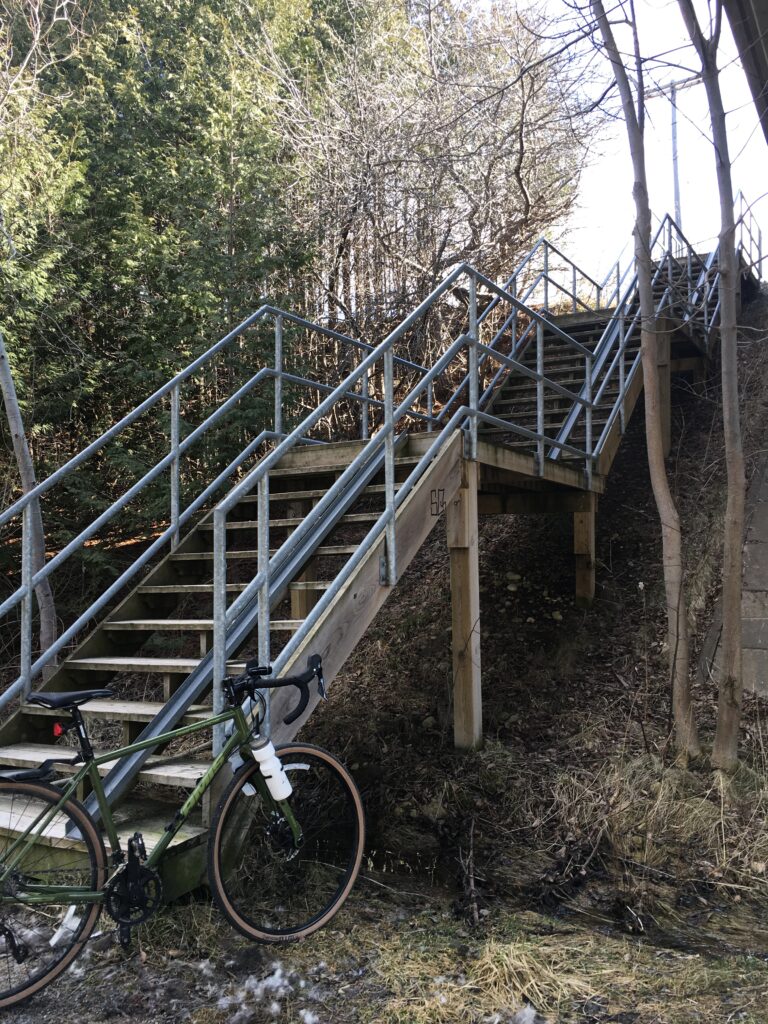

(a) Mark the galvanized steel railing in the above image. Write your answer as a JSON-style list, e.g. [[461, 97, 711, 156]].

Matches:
[[0, 308, 429, 710]]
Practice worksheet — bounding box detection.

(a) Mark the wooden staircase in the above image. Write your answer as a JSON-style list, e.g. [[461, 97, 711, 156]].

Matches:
[[1, 204, 759, 895]]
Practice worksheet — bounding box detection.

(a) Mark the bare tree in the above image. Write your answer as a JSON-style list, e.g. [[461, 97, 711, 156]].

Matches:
[[590, 0, 700, 759], [259, 0, 595, 350], [676, 0, 744, 771]]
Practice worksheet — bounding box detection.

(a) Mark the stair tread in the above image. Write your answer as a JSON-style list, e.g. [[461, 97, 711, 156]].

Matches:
[[0, 743, 210, 789], [268, 456, 420, 478], [199, 512, 381, 529], [105, 618, 302, 631], [236, 484, 400, 502], [67, 656, 246, 674], [24, 699, 210, 723], [170, 545, 358, 561], [137, 583, 247, 593], [288, 581, 332, 590], [0, 793, 206, 851]]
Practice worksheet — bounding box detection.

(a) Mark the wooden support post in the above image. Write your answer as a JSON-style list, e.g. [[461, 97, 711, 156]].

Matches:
[[288, 498, 317, 620], [447, 460, 482, 750], [657, 319, 672, 458], [574, 492, 597, 607]]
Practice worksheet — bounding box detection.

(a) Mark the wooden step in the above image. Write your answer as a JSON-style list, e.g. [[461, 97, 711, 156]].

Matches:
[[137, 583, 247, 594], [237, 483, 400, 503], [0, 743, 210, 789], [268, 456, 420, 478], [24, 699, 210, 724], [197, 512, 381, 530], [0, 793, 206, 854], [66, 657, 246, 674], [169, 545, 359, 561], [288, 581, 332, 591], [104, 618, 302, 633]]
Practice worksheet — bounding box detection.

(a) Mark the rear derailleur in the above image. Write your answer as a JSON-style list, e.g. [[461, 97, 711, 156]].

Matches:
[[104, 833, 163, 950]]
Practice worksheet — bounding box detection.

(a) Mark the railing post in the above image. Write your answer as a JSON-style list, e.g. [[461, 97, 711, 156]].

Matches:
[[585, 352, 593, 489], [274, 315, 283, 437], [170, 384, 180, 549], [543, 245, 549, 311], [619, 312, 626, 435], [212, 508, 227, 755], [687, 247, 693, 312], [511, 275, 518, 354], [20, 504, 33, 698], [257, 475, 271, 732], [383, 347, 396, 586], [427, 381, 434, 432], [596, 284, 602, 310], [572, 264, 577, 313], [536, 320, 544, 474], [616, 261, 620, 305], [468, 275, 478, 461], [361, 365, 369, 440]]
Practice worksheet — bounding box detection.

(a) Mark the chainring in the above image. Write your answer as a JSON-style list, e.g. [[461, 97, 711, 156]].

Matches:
[[104, 865, 163, 925]]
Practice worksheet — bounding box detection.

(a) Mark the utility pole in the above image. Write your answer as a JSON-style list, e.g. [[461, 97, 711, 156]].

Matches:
[[646, 73, 701, 231]]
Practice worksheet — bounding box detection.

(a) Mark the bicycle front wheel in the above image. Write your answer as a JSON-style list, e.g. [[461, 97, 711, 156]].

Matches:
[[0, 780, 107, 1008], [208, 743, 364, 941]]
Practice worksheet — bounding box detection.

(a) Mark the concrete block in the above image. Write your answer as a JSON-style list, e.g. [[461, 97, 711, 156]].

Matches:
[[742, 619, 768, 649], [743, 590, 768, 618], [743, 648, 768, 696], [744, 543, 768, 590]]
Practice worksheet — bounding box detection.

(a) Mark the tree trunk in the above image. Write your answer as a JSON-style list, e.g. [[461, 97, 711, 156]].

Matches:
[[677, 0, 744, 770], [0, 332, 58, 663], [591, 0, 700, 758]]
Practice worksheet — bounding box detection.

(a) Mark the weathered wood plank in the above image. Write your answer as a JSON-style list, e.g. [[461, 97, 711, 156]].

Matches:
[[448, 460, 482, 749]]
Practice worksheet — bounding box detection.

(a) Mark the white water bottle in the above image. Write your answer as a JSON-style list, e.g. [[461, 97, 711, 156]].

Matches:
[[252, 740, 293, 801]]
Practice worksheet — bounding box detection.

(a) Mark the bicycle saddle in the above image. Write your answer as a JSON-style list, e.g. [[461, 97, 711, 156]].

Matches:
[[26, 689, 115, 711]]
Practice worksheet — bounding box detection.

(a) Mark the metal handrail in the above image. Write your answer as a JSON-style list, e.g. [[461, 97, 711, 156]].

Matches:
[[0, 304, 431, 707]]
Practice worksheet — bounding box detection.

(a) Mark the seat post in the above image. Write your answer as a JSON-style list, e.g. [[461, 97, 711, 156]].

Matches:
[[69, 707, 95, 762]]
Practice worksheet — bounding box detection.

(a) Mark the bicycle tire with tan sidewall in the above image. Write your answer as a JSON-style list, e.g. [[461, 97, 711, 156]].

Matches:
[[0, 780, 107, 1008], [208, 743, 365, 942]]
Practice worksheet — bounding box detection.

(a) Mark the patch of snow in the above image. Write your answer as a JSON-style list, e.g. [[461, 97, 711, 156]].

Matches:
[[511, 1007, 548, 1024], [298, 1011, 320, 1024]]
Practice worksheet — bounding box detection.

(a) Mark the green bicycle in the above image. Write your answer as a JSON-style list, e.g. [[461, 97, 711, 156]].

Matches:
[[0, 655, 365, 1008]]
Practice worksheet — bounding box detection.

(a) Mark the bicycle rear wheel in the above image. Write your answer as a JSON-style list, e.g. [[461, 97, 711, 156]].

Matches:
[[208, 743, 364, 941], [0, 780, 106, 1008]]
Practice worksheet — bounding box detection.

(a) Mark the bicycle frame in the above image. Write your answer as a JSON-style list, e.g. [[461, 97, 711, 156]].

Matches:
[[0, 701, 298, 906]]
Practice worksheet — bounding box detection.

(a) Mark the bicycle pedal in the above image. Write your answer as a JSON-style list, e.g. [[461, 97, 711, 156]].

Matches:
[[118, 923, 132, 951]]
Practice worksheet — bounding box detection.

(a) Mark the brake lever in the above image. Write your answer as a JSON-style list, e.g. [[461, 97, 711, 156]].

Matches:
[[308, 654, 326, 700]]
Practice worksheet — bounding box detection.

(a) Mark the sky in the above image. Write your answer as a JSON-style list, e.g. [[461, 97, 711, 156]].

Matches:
[[547, 0, 767, 278]]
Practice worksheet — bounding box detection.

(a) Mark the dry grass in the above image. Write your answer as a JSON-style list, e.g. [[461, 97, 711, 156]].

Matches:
[[362, 932, 603, 1023]]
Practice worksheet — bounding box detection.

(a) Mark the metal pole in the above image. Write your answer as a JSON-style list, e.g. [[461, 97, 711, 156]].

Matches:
[[536, 321, 544, 474], [383, 348, 396, 585], [274, 315, 283, 437], [257, 475, 271, 732], [20, 504, 33, 698], [572, 264, 577, 313], [468, 275, 478, 461], [511, 276, 518, 353], [672, 84, 681, 228], [170, 384, 180, 550], [585, 353, 593, 488], [361, 365, 369, 440], [543, 245, 549, 311], [212, 509, 227, 754], [619, 313, 626, 435], [427, 381, 434, 432]]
